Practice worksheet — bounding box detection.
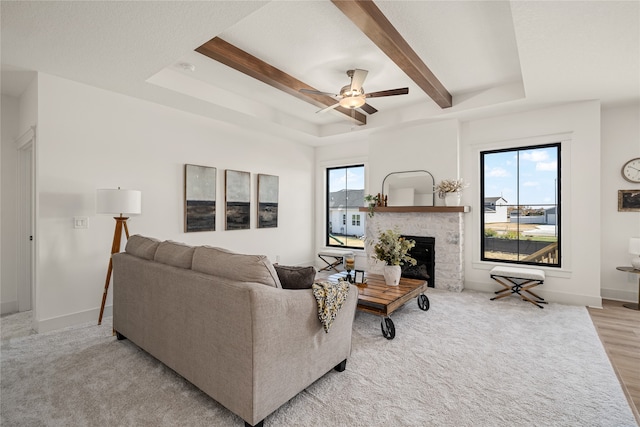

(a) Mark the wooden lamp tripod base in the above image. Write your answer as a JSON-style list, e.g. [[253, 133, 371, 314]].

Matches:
[[98, 215, 130, 325]]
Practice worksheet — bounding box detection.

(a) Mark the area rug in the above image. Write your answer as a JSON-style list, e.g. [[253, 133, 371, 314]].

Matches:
[[1, 290, 636, 426]]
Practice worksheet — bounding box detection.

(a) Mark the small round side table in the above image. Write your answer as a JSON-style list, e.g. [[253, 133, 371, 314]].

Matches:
[[616, 266, 640, 310]]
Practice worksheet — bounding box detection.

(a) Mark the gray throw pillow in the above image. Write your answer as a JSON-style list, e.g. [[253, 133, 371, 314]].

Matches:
[[274, 265, 317, 290]]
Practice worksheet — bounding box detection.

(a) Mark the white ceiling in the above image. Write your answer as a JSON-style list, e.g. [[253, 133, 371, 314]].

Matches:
[[2, 1, 639, 145]]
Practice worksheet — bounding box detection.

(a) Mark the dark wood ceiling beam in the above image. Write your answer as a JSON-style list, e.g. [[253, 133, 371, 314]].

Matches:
[[195, 37, 366, 125], [331, 0, 452, 109]]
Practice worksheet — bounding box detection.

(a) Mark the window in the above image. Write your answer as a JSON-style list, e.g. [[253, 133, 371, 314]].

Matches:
[[326, 165, 365, 249], [481, 143, 561, 267]]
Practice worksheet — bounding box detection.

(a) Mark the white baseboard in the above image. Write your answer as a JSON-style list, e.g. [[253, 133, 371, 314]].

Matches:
[[600, 287, 637, 303], [464, 280, 602, 308], [36, 305, 112, 333], [1, 300, 18, 315]]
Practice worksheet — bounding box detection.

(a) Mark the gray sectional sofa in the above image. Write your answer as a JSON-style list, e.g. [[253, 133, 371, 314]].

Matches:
[[112, 235, 358, 427]]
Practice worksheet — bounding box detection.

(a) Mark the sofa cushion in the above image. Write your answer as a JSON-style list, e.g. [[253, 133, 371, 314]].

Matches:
[[192, 246, 282, 288], [125, 235, 160, 260], [154, 241, 195, 269], [274, 265, 316, 290]]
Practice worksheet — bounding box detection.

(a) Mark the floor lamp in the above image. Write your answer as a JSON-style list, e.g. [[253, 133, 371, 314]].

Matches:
[[97, 188, 142, 325]]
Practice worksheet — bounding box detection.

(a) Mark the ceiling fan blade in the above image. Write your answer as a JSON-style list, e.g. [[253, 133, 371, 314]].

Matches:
[[360, 103, 378, 115], [300, 88, 338, 97], [366, 87, 409, 98], [350, 69, 368, 92], [316, 103, 341, 113]]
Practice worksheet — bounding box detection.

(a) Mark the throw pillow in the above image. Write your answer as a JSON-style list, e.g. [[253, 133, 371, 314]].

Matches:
[[274, 265, 316, 290]]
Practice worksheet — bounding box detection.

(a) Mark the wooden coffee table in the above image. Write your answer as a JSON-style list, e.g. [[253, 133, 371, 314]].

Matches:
[[328, 272, 430, 339]]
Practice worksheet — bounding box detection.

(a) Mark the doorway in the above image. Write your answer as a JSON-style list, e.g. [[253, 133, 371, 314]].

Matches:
[[16, 126, 35, 314]]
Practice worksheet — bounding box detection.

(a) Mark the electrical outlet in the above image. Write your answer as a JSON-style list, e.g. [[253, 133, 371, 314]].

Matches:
[[73, 217, 89, 229]]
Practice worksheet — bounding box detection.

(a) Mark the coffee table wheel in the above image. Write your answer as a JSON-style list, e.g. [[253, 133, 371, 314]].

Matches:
[[381, 317, 395, 340], [417, 294, 430, 311]]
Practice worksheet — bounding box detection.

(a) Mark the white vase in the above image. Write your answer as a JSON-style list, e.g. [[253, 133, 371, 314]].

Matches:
[[383, 265, 402, 286], [444, 192, 461, 207]]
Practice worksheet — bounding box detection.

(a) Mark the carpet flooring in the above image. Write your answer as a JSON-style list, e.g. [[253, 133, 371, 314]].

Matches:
[[1, 289, 636, 426]]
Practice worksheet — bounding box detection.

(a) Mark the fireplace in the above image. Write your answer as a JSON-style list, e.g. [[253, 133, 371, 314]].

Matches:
[[364, 210, 465, 292], [401, 235, 435, 287]]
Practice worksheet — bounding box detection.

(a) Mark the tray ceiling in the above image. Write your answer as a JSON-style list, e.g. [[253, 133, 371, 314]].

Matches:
[[2, 1, 638, 144]]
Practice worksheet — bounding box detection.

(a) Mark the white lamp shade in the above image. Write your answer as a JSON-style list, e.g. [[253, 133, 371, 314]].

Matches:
[[96, 189, 141, 215], [629, 237, 640, 255]]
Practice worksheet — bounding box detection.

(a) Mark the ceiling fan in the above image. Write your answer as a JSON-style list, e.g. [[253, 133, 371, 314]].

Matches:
[[299, 69, 408, 115]]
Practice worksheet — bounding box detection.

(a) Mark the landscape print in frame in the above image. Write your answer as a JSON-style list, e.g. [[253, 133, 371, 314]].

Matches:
[[618, 189, 640, 212], [258, 174, 279, 228], [184, 164, 216, 232], [225, 169, 251, 230]]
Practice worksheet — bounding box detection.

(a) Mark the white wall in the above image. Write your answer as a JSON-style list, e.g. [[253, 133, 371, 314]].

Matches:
[[7, 71, 637, 330], [367, 120, 461, 197], [317, 105, 610, 306], [1, 94, 20, 314], [25, 73, 314, 331], [601, 103, 640, 302], [18, 78, 38, 136], [315, 119, 460, 270], [461, 101, 602, 307]]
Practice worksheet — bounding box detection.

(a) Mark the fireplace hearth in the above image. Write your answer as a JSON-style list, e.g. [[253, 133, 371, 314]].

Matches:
[[401, 235, 435, 287]]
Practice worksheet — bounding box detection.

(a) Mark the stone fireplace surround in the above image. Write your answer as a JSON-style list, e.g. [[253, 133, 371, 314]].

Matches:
[[363, 208, 466, 292]]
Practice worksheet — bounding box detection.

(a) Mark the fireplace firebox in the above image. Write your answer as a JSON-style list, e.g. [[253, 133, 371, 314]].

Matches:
[[401, 235, 435, 288]]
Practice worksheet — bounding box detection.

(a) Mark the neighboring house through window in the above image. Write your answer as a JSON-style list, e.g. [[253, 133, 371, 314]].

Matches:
[[326, 165, 365, 249], [481, 143, 561, 267]]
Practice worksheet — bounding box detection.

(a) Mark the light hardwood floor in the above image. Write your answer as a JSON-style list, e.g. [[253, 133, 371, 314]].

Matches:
[[588, 300, 640, 425]]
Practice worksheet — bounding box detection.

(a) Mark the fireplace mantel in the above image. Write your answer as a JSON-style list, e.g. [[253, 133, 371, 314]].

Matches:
[[359, 206, 470, 214]]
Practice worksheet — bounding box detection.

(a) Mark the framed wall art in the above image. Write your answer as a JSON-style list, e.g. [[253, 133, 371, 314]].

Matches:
[[618, 189, 640, 212], [225, 170, 251, 230], [184, 164, 216, 232], [257, 174, 278, 228]]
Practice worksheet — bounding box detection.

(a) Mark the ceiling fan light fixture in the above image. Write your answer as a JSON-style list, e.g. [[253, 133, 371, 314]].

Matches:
[[339, 95, 366, 109]]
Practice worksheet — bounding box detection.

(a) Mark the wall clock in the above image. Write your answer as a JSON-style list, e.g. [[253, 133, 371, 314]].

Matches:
[[622, 157, 640, 183]]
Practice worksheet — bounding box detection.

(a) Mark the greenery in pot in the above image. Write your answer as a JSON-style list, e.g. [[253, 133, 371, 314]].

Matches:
[[372, 229, 417, 266], [364, 194, 380, 217], [435, 178, 468, 199]]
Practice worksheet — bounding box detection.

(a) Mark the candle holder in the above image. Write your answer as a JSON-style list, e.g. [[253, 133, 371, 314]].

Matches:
[[344, 254, 355, 283]]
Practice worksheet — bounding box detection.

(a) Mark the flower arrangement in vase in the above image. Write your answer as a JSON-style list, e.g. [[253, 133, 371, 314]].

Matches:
[[371, 229, 416, 286], [435, 178, 468, 206]]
